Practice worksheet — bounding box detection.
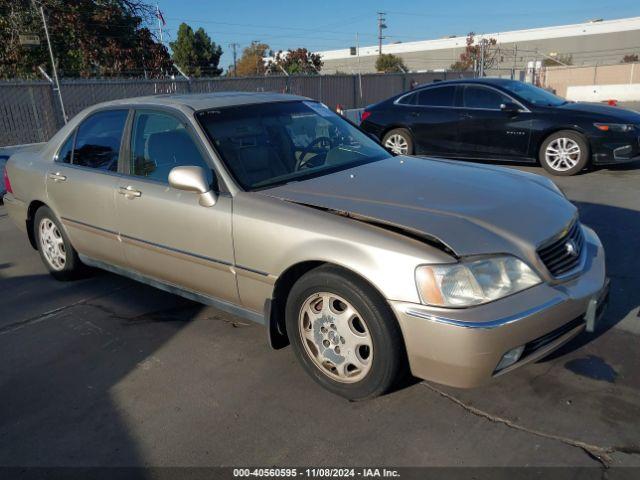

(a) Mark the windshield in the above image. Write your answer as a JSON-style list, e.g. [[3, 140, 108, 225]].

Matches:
[[197, 101, 390, 190], [501, 81, 567, 106]]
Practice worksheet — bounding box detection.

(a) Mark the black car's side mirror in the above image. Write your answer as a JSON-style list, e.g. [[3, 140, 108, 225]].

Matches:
[[500, 102, 521, 114]]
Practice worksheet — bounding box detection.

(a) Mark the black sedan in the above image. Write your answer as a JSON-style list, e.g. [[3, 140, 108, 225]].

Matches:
[[360, 78, 640, 176]]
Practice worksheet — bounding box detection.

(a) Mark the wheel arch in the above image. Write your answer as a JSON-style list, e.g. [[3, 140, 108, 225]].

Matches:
[[26, 200, 47, 250], [380, 124, 415, 141], [266, 260, 402, 352], [536, 127, 591, 165]]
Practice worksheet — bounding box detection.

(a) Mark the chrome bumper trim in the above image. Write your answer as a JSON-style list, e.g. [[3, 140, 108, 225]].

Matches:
[[404, 296, 565, 329]]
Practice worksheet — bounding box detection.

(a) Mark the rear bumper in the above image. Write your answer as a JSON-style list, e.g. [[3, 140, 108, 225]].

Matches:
[[390, 226, 607, 388], [2, 193, 28, 233]]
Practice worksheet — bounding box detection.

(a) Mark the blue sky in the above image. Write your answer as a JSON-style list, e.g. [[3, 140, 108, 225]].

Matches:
[[154, 0, 640, 71]]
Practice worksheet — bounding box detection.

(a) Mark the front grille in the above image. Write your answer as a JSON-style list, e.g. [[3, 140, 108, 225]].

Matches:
[[537, 220, 585, 277]]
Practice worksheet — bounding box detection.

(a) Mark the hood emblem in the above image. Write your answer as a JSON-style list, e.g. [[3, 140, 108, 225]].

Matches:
[[565, 239, 579, 257]]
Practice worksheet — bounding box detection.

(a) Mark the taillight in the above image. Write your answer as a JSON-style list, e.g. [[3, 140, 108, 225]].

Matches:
[[3, 166, 12, 194], [361, 110, 372, 122]]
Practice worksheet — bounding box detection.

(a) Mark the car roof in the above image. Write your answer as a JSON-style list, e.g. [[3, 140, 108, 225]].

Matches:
[[415, 77, 516, 89], [93, 91, 310, 111]]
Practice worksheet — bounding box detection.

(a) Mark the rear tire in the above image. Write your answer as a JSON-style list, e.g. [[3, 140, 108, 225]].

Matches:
[[285, 265, 406, 400], [539, 130, 589, 176], [34, 206, 85, 280], [382, 128, 414, 155]]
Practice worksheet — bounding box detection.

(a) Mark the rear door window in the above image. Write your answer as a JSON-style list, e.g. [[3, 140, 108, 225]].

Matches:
[[73, 110, 128, 171], [463, 85, 511, 110], [416, 86, 456, 107]]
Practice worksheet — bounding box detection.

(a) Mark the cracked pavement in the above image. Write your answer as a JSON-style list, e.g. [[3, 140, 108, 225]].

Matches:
[[1, 162, 639, 468]]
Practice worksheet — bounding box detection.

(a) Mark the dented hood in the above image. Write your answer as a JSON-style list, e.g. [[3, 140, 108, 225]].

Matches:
[[260, 156, 577, 258]]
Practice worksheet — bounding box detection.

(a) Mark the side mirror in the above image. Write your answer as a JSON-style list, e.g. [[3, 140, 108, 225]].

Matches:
[[168, 166, 217, 207], [500, 102, 521, 114]]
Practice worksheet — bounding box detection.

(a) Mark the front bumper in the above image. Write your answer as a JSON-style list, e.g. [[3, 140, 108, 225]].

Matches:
[[390, 226, 607, 388], [591, 132, 640, 165]]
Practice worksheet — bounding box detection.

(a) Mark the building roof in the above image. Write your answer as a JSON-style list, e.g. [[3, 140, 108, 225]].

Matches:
[[317, 16, 640, 60], [103, 91, 308, 111]]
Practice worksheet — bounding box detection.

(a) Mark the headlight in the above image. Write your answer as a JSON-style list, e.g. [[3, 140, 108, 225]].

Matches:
[[416, 256, 541, 307], [594, 123, 635, 133]]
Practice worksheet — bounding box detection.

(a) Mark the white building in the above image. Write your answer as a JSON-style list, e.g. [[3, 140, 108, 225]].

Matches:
[[317, 17, 640, 74]]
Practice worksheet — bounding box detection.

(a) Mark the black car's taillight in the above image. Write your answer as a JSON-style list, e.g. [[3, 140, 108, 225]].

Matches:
[[361, 110, 372, 122]]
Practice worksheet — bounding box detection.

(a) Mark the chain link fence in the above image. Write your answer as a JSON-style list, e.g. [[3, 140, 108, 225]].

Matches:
[[0, 71, 475, 147]]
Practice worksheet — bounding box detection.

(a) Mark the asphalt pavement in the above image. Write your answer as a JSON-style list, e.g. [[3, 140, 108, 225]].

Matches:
[[1, 160, 639, 470]]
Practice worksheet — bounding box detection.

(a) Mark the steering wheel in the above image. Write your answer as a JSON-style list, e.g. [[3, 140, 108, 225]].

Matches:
[[295, 137, 332, 170]]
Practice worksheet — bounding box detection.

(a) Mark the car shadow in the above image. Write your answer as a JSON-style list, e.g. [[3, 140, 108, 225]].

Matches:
[[540, 200, 640, 361], [0, 271, 204, 469]]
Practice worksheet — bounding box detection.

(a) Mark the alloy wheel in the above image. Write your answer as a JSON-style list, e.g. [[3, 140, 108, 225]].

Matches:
[[545, 138, 581, 172], [384, 134, 409, 155], [39, 218, 66, 271], [298, 292, 373, 383]]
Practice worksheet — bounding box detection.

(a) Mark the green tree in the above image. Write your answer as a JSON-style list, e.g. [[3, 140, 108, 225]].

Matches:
[[170, 23, 197, 76], [233, 41, 270, 76], [0, 0, 172, 79], [375, 53, 407, 73], [170, 23, 222, 77], [269, 48, 322, 75], [194, 28, 223, 76]]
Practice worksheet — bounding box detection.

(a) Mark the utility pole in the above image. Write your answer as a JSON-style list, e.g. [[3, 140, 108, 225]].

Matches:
[[229, 43, 239, 76], [377, 12, 387, 56], [512, 44, 518, 79], [356, 33, 362, 102], [479, 38, 486, 77], [36, 3, 66, 123]]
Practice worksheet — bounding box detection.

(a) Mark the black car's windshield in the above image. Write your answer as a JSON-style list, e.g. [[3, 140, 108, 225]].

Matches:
[[501, 81, 567, 107], [197, 101, 390, 190]]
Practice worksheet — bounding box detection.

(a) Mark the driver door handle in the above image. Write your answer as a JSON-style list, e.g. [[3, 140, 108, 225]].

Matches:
[[118, 186, 142, 198], [48, 172, 67, 182]]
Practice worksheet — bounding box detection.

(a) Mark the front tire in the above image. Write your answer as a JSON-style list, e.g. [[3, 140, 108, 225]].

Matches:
[[34, 206, 84, 280], [382, 128, 414, 155], [285, 265, 406, 400], [539, 130, 590, 176]]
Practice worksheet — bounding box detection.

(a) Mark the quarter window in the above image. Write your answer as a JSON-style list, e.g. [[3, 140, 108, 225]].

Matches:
[[463, 86, 511, 110], [56, 133, 74, 164], [73, 110, 127, 171], [416, 86, 456, 107], [130, 111, 213, 184], [397, 92, 417, 105]]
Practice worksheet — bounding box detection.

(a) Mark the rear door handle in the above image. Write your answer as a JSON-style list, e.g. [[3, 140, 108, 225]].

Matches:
[[48, 172, 67, 182], [118, 186, 142, 198], [460, 112, 473, 119]]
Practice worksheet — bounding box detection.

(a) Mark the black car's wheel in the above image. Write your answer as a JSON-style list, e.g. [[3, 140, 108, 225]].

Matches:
[[285, 265, 406, 400], [382, 128, 414, 155], [539, 131, 590, 176], [34, 206, 84, 280]]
